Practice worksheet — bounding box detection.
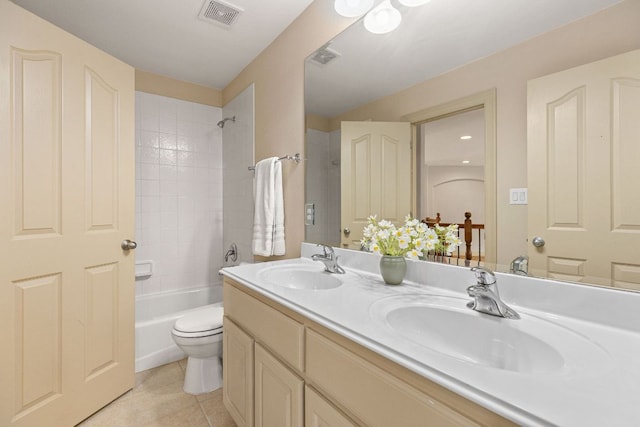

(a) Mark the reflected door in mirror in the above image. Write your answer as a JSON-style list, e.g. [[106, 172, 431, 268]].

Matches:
[[527, 49, 640, 289], [341, 121, 412, 249]]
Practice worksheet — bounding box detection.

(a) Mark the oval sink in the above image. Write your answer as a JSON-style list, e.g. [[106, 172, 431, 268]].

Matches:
[[370, 294, 610, 374], [257, 264, 343, 290]]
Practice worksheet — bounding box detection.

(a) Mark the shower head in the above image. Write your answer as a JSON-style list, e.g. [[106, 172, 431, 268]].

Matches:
[[217, 116, 236, 128]]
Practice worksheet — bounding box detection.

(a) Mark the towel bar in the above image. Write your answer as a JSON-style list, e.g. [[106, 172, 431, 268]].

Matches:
[[248, 153, 301, 171]]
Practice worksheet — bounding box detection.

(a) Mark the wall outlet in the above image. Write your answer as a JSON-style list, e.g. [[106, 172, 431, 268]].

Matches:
[[509, 188, 528, 205]]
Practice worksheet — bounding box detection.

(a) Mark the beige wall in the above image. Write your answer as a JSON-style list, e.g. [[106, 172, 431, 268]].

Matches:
[[135, 69, 222, 107], [306, 113, 331, 133], [222, 0, 354, 259], [224, 0, 640, 262]]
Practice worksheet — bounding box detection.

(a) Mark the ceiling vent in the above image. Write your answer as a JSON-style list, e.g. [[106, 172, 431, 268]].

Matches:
[[310, 45, 341, 66], [198, 0, 243, 28]]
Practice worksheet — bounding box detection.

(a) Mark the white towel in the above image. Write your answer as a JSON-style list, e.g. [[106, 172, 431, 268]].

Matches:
[[252, 157, 285, 256]]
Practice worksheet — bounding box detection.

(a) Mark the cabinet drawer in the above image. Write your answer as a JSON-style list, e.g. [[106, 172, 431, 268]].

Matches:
[[306, 329, 480, 427], [224, 280, 304, 371]]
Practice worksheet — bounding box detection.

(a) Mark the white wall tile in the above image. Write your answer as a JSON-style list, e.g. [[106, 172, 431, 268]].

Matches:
[[139, 130, 159, 148], [140, 179, 160, 196], [159, 149, 177, 166], [158, 132, 177, 150], [139, 163, 159, 181], [135, 92, 223, 296], [139, 147, 159, 164]]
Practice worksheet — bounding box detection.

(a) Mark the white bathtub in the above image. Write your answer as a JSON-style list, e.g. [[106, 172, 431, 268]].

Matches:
[[135, 286, 222, 373]]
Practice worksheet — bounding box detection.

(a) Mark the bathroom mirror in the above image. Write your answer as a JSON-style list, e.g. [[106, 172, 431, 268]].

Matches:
[[304, 0, 639, 290]]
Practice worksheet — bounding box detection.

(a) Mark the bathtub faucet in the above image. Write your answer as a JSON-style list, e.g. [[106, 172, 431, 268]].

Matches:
[[224, 243, 238, 263]]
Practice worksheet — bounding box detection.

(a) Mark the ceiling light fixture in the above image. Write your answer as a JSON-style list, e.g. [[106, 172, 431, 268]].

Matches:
[[460, 135, 472, 140], [334, 0, 374, 18], [398, 0, 431, 6], [462, 160, 470, 164], [364, 0, 402, 34]]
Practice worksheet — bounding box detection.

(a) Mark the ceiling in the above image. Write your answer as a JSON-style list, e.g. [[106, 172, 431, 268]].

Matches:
[[305, 0, 624, 117], [12, 0, 624, 98], [11, 0, 315, 90]]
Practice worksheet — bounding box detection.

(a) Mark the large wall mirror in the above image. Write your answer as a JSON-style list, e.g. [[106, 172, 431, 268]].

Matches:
[[304, 0, 640, 291]]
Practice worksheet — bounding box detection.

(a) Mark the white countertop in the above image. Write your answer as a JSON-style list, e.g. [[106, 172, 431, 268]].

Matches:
[[221, 244, 640, 427]]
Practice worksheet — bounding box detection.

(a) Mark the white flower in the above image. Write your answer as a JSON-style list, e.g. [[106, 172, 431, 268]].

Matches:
[[398, 234, 410, 249], [406, 249, 423, 259], [379, 219, 393, 228], [377, 229, 390, 240]]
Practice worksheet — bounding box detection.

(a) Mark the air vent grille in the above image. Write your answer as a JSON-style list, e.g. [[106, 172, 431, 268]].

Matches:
[[310, 45, 341, 66], [199, 0, 243, 27]]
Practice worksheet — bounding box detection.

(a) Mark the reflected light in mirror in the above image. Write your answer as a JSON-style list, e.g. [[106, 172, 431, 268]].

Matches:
[[334, 0, 374, 17], [399, 0, 432, 6], [364, 0, 402, 34]]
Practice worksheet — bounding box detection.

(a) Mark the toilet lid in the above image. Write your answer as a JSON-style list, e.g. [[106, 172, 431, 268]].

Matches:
[[174, 306, 224, 333]]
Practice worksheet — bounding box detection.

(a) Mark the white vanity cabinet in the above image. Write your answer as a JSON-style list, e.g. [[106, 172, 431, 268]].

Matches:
[[223, 277, 515, 427]]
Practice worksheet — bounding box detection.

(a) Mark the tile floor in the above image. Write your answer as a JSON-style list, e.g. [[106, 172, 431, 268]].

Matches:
[[77, 360, 237, 427]]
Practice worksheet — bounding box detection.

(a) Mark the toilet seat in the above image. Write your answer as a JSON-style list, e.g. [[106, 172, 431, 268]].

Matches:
[[172, 306, 223, 338]]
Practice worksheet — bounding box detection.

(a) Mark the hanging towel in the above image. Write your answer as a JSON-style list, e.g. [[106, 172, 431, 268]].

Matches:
[[252, 157, 286, 256]]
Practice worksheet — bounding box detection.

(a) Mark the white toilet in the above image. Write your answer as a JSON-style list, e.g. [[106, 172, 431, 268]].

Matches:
[[171, 304, 224, 395]]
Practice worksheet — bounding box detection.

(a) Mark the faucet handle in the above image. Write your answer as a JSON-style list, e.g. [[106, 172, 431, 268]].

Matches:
[[471, 266, 496, 285], [316, 244, 334, 257]]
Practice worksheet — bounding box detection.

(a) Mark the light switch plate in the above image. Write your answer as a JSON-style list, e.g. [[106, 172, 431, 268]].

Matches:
[[509, 188, 528, 205], [305, 203, 315, 225]]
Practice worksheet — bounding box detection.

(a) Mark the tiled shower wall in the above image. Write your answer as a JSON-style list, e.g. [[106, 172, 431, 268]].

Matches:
[[135, 92, 223, 296]]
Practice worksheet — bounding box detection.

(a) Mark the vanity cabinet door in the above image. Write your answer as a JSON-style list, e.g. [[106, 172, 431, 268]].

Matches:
[[306, 329, 483, 427], [305, 386, 356, 427], [223, 317, 254, 427], [254, 343, 304, 427]]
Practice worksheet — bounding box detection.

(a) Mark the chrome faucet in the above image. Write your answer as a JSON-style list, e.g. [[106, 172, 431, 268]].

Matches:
[[510, 255, 529, 276], [311, 244, 345, 274], [466, 267, 520, 319]]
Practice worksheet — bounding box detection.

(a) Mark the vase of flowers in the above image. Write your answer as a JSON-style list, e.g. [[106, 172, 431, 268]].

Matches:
[[361, 215, 439, 285], [429, 223, 463, 262]]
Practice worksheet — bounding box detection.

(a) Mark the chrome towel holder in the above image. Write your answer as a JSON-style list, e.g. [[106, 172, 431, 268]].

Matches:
[[248, 153, 301, 171]]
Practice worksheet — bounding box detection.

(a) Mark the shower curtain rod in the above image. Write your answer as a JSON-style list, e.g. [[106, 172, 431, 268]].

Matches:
[[248, 153, 301, 171]]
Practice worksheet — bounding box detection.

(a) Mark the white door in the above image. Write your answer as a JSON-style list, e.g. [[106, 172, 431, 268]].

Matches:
[[341, 121, 412, 249], [527, 49, 640, 288], [0, 2, 136, 426]]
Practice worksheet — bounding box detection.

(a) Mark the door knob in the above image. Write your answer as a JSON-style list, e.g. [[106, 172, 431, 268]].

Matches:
[[343, 228, 351, 236], [532, 236, 545, 248], [121, 239, 137, 250]]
